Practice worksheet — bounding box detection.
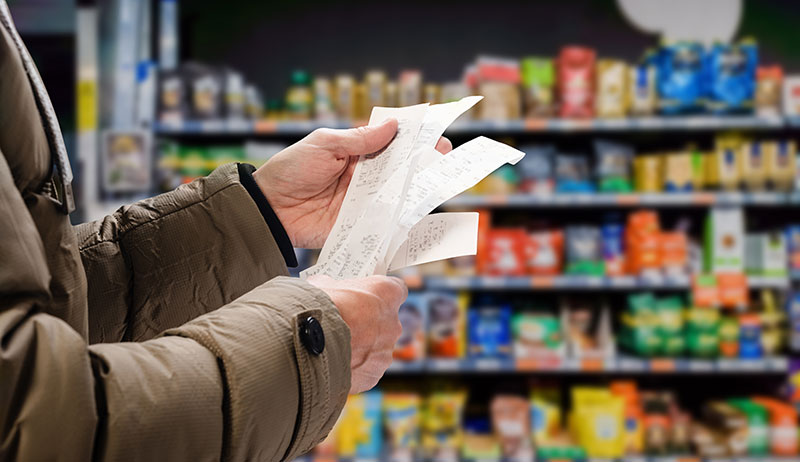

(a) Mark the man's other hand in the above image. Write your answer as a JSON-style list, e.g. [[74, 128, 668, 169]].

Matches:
[[307, 274, 408, 394]]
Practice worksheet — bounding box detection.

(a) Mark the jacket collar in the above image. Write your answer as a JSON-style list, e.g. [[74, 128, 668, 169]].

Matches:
[[0, 0, 74, 213]]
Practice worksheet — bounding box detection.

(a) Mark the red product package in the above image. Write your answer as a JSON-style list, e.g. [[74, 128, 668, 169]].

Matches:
[[525, 230, 564, 275], [484, 229, 528, 276], [557, 46, 596, 118]]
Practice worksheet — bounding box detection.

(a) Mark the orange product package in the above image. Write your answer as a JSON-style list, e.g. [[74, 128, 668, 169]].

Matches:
[[483, 229, 528, 276], [751, 397, 799, 456], [717, 273, 749, 310], [525, 230, 564, 275], [659, 232, 688, 270], [475, 210, 493, 274], [625, 210, 662, 274], [692, 274, 719, 308]]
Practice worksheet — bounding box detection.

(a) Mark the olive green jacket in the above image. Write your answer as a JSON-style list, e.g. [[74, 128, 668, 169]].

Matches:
[[0, 3, 349, 461]]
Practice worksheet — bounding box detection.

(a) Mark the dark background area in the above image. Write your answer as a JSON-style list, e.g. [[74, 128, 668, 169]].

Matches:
[[180, 0, 800, 101]]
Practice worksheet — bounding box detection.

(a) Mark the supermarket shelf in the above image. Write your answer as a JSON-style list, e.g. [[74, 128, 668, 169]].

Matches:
[[153, 115, 786, 136], [154, 119, 353, 135], [294, 456, 800, 462], [295, 457, 800, 462], [386, 356, 790, 375], [446, 115, 785, 133], [421, 275, 789, 291], [443, 192, 800, 209]]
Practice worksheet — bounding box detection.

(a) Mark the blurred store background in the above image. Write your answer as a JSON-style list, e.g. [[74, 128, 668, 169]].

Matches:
[[16, 0, 800, 460]]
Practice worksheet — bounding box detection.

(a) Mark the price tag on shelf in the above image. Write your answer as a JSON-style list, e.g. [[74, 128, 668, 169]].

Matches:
[[254, 120, 277, 133], [523, 118, 547, 130], [650, 359, 676, 372], [616, 194, 640, 205], [486, 194, 508, 205], [691, 192, 715, 205], [515, 358, 539, 371], [580, 358, 604, 371], [530, 276, 555, 288]]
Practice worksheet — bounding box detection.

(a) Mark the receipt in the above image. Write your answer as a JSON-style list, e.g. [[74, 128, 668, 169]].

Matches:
[[383, 137, 525, 267], [414, 95, 483, 149], [388, 212, 478, 271], [302, 98, 526, 280], [305, 103, 429, 278]]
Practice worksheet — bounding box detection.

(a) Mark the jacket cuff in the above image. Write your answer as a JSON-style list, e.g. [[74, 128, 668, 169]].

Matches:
[[162, 276, 351, 461], [237, 163, 298, 267]]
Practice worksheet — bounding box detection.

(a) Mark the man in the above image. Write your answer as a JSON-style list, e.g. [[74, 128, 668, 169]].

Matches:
[[0, 2, 452, 461]]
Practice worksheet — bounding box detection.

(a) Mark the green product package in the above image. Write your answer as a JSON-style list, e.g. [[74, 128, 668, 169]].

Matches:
[[599, 177, 634, 193], [521, 58, 555, 88], [727, 399, 769, 455], [661, 335, 685, 356], [537, 445, 585, 461], [690, 150, 705, 190], [619, 326, 662, 356], [159, 141, 181, 171], [656, 296, 685, 335], [521, 57, 555, 117], [621, 293, 663, 356], [628, 293, 657, 314], [565, 261, 605, 276], [512, 312, 562, 350], [686, 329, 720, 357], [686, 307, 721, 332], [179, 145, 209, 178], [206, 145, 245, 171]]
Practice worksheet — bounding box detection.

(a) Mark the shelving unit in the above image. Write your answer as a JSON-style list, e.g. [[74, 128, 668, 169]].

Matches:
[[443, 192, 800, 209], [386, 356, 790, 375], [153, 115, 788, 137], [79, 2, 800, 459], [296, 458, 800, 462], [418, 275, 791, 291]]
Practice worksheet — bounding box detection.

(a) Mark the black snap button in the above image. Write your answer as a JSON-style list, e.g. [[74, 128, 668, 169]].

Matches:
[[300, 316, 325, 355]]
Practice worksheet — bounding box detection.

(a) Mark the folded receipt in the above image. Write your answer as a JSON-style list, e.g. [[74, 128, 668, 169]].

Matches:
[[301, 96, 525, 280]]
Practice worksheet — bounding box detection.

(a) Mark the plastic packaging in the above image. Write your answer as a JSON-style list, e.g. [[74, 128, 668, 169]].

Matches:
[[557, 46, 596, 118], [521, 57, 555, 117], [656, 42, 705, 114], [594, 140, 634, 192], [468, 303, 513, 358]]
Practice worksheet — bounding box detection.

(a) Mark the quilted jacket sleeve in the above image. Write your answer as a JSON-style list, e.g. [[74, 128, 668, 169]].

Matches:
[[1, 156, 350, 461]]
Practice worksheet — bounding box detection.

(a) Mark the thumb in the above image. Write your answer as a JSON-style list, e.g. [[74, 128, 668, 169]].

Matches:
[[336, 118, 398, 156]]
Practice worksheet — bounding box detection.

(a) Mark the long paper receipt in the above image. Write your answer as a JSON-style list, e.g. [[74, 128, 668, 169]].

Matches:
[[301, 96, 525, 279]]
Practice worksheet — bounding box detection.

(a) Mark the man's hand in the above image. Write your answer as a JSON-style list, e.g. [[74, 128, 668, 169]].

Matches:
[[253, 119, 453, 248], [307, 274, 407, 394]]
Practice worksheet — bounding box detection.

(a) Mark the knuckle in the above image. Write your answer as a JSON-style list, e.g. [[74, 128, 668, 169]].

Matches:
[[310, 127, 334, 139]]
